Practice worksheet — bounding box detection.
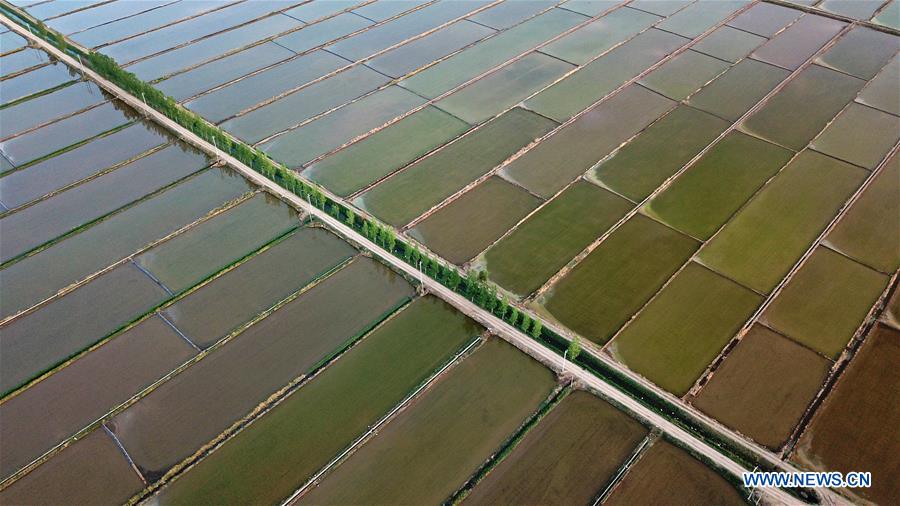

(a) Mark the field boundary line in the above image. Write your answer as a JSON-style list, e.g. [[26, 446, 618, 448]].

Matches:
[[0, 12, 823, 504], [281, 335, 484, 506]]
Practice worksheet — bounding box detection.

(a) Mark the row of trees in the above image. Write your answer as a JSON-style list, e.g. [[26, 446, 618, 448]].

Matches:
[[27, 15, 564, 362]]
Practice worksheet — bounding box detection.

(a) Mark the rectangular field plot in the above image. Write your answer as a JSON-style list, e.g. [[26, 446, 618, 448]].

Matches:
[[540, 6, 660, 65], [637, 50, 730, 102], [409, 177, 541, 265], [99, 1, 296, 64], [524, 28, 687, 122], [0, 80, 106, 139], [0, 429, 143, 506], [0, 168, 251, 319], [163, 227, 356, 349], [70, 1, 225, 48], [642, 131, 794, 240], [220, 65, 391, 144], [484, 181, 632, 297], [273, 12, 372, 54], [0, 144, 206, 264], [0, 63, 77, 106], [727, 1, 801, 38], [750, 14, 845, 71], [654, 0, 748, 39], [304, 105, 469, 197], [399, 8, 588, 99], [0, 316, 196, 481], [0, 47, 49, 78], [691, 25, 766, 63], [366, 20, 495, 79], [1, 99, 128, 167], [46, 0, 170, 35], [810, 102, 899, 170], [504, 85, 674, 198], [154, 43, 294, 101], [824, 154, 899, 273], [259, 85, 427, 168], [605, 440, 745, 505], [592, 105, 729, 202], [464, 390, 648, 505], [537, 214, 698, 346], [741, 64, 864, 151], [0, 122, 169, 209], [435, 52, 574, 124], [791, 323, 900, 505], [108, 257, 414, 480], [327, 0, 488, 62], [609, 262, 763, 396], [0, 262, 169, 396], [856, 55, 899, 116], [134, 192, 299, 294], [690, 324, 830, 450], [297, 338, 556, 505], [687, 58, 790, 122], [185, 50, 349, 124], [761, 247, 888, 358], [153, 296, 481, 506], [355, 108, 556, 227], [698, 149, 867, 294], [815, 26, 899, 80], [126, 14, 302, 81], [468, 0, 554, 29]]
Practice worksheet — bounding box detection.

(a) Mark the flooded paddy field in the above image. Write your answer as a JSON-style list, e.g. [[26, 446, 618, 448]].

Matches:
[[1, 0, 898, 503]]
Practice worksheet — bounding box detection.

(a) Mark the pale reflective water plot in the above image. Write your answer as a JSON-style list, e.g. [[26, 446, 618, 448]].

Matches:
[[1, 1, 898, 504]]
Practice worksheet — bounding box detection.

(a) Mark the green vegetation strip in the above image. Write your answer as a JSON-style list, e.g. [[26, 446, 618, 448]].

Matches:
[[0, 10, 817, 502]]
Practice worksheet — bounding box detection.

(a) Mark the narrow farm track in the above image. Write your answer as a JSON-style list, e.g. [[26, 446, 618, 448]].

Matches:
[[1, 12, 847, 506]]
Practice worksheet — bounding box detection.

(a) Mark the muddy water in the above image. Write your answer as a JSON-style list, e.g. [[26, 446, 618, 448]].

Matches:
[[0, 316, 196, 480], [0, 144, 206, 263], [0, 167, 251, 319], [135, 192, 299, 294], [109, 257, 413, 480], [0, 122, 169, 208], [260, 85, 426, 168], [155, 296, 480, 506], [0, 262, 169, 396], [186, 49, 347, 123], [127, 14, 301, 81], [0, 429, 144, 506], [400, 8, 587, 99], [163, 227, 356, 349], [220, 64, 389, 144], [367, 20, 495, 79]]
